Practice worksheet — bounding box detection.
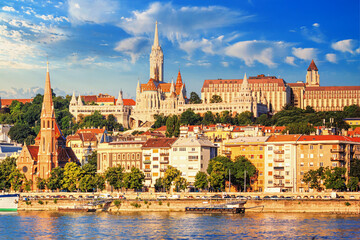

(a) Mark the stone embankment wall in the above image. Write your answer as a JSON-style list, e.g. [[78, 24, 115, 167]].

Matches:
[[19, 199, 360, 214]]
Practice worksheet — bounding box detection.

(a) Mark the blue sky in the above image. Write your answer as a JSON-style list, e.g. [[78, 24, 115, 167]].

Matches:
[[0, 0, 359, 99]]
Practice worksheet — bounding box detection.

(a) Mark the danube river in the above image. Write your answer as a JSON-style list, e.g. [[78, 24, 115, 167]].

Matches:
[[0, 212, 359, 239]]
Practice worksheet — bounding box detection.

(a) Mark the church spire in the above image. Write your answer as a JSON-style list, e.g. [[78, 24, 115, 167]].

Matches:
[[153, 21, 159, 47], [116, 90, 124, 105], [41, 61, 54, 118], [70, 91, 77, 106]]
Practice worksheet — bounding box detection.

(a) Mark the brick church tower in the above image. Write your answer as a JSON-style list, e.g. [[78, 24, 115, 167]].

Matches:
[[17, 62, 78, 190]]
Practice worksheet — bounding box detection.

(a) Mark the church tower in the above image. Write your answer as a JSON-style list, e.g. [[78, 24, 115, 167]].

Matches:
[[37, 62, 64, 179], [306, 59, 320, 86], [149, 21, 164, 82]]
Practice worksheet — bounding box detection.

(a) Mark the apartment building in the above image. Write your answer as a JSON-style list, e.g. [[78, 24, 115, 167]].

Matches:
[[224, 136, 269, 192], [171, 137, 217, 187], [141, 138, 177, 188], [264, 135, 302, 193]]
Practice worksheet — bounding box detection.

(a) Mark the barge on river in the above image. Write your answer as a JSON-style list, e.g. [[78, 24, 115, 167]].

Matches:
[[185, 200, 246, 214], [0, 194, 19, 212]]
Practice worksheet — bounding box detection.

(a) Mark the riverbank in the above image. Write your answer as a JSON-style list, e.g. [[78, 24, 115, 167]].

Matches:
[[18, 199, 360, 214]]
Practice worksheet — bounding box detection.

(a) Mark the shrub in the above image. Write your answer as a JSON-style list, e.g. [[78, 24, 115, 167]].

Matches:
[[130, 202, 141, 208], [158, 201, 162, 206], [167, 202, 170, 207], [25, 201, 31, 205], [38, 200, 44, 205], [54, 199, 58, 204], [114, 200, 121, 208], [149, 202, 151, 206], [144, 200, 148, 204], [345, 202, 351, 206]]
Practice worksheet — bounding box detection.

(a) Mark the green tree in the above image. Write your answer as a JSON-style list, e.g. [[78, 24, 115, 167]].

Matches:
[[79, 175, 96, 192], [324, 167, 347, 191], [23, 179, 33, 192], [189, 92, 202, 104], [347, 177, 359, 192], [255, 114, 271, 126], [343, 104, 360, 118], [9, 169, 25, 192], [62, 162, 84, 191], [163, 166, 186, 191], [154, 177, 164, 192], [284, 122, 316, 134], [8, 123, 35, 144], [36, 177, 47, 190], [0, 157, 17, 190], [165, 115, 180, 137], [302, 167, 325, 191], [87, 151, 98, 168], [194, 172, 208, 190], [210, 95, 222, 103], [46, 167, 64, 191], [123, 167, 145, 191], [153, 114, 168, 129], [202, 111, 215, 125], [174, 175, 188, 192], [180, 109, 202, 126], [231, 156, 257, 192], [95, 174, 106, 191], [235, 111, 253, 125], [82, 163, 97, 176], [207, 156, 232, 175], [105, 166, 125, 191], [208, 161, 226, 191], [219, 111, 233, 124], [350, 159, 360, 179]]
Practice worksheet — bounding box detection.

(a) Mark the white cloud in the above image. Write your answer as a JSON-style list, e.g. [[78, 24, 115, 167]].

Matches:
[[300, 25, 325, 43], [285, 56, 296, 66], [225, 40, 290, 67], [0, 87, 67, 98], [179, 36, 224, 55], [68, 0, 119, 24], [35, 14, 69, 22], [2, 6, 15, 12], [221, 61, 229, 67], [331, 39, 357, 54], [114, 37, 151, 63], [325, 53, 337, 63], [292, 47, 317, 60], [117, 2, 250, 41]]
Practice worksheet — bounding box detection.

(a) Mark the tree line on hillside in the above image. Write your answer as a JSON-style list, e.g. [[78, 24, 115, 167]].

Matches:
[[153, 102, 360, 137], [0, 92, 123, 145]]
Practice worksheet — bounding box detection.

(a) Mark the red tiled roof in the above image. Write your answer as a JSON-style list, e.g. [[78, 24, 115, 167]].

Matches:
[[141, 78, 158, 91], [307, 59, 318, 71], [305, 86, 360, 91], [97, 97, 115, 103], [154, 126, 167, 132], [141, 131, 165, 138], [27, 145, 39, 161], [142, 138, 177, 148], [35, 122, 65, 142], [123, 99, 136, 106], [79, 132, 97, 142], [66, 134, 81, 141], [158, 83, 171, 93], [266, 134, 302, 142], [288, 82, 306, 87], [1, 99, 33, 107], [298, 135, 353, 142], [77, 128, 106, 134], [82, 95, 97, 103]]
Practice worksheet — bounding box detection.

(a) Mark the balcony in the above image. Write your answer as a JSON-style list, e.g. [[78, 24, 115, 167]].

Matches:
[[331, 156, 345, 161], [145, 177, 151, 180], [144, 169, 151, 172], [331, 148, 345, 153], [144, 160, 151, 164], [160, 160, 169, 164], [143, 153, 151, 157], [274, 150, 284, 154], [160, 169, 166, 172], [274, 166, 284, 171], [274, 159, 284, 162], [160, 153, 169, 156], [274, 183, 284, 187], [274, 175, 284, 179]]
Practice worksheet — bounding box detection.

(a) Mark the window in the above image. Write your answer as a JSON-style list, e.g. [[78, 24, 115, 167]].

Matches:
[[310, 154, 314, 158], [259, 146, 263, 151], [179, 148, 186, 151], [286, 171, 289, 176], [153, 165, 159, 168], [191, 148, 196, 151], [320, 162, 324, 167], [310, 145, 313, 150], [259, 155, 263, 159], [153, 149, 158, 153], [173, 148, 177, 151], [300, 154, 304, 158], [300, 162, 304, 166], [332, 162, 337, 167], [319, 145, 323, 150], [259, 171, 263, 176], [268, 146, 273, 151], [268, 171, 272, 176], [268, 180, 273, 184], [153, 172, 158, 177], [153, 157, 159, 161], [300, 171, 304, 175], [268, 163, 272, 167], [310, 162, 314, 167]]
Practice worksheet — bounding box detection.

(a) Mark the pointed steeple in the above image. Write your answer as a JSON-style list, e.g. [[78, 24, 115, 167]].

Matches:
[[77, 94, 83, 106], [153, 21, 159, 47], [70, 91, 77, 105], [307, 59, 318, 71], [241, 73, 251, 91], [116, 90, 124, 105], [170, 78, 175, 93], [136, 79, 141, 92], [176, 70, 183, 86], [41, 61, 54, 118]]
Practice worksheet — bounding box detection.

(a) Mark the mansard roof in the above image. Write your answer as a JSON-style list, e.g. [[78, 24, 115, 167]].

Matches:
[[27, 145, 39, 161], [307, 59, 318, 71]]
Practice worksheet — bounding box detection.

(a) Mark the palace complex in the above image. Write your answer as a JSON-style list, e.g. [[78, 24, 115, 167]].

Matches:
[[16, 63, 78, 189]]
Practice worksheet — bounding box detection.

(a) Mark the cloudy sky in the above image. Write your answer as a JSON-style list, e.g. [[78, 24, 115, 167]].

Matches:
[[0, 0, 359, 99]]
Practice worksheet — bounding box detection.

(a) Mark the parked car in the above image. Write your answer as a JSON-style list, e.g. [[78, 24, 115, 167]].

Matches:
[[285, 196, 293, 200], [157, 195, 167, 200], [201, 196, 209, 199], [237, 195, 247, 200], [309, 195, 314, 199], [263, 196, 271, 200], [349, 196, 355, 199], [195, 196, 201, 199], [270, 195, 279, 200], [222, 195, 231, 199], [168, 195, 180, 200], [210, 195, 222, 199], [252, 196, 261, 200], [316, 196, 322, 199], [323, 195, 331, 199], [296, 196, 302, 199], [184, 195, 194, 199]]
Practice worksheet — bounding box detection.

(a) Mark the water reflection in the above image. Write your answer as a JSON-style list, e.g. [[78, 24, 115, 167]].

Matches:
[[0, 212, 358, 239]]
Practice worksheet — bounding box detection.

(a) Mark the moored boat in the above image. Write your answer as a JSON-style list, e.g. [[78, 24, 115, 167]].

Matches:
[[185, 200, 246, 214], [0, 194, 19, 212]]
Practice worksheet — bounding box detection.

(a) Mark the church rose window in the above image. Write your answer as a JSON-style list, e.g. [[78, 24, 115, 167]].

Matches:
[[22, 166, 28, 173]]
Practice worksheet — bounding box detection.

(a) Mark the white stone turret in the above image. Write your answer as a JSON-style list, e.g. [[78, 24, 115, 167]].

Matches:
[[170, 79, 175, 93], [70, 91, 77, 106], [116, 90, 124, 105], [149, 21, 164, 82], [77, 94, 83, 106]]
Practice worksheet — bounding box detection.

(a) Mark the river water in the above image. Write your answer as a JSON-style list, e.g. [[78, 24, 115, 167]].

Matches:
[[0, 212, 359, 239]]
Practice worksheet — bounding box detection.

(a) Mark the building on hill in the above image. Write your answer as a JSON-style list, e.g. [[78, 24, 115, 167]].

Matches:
[[289, 60, 360, 112], [201, 74, 289, 113], [69, 91, 134, 128], [16, 63, 78, 190], [1, 98, 33, 108]]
